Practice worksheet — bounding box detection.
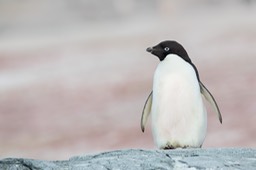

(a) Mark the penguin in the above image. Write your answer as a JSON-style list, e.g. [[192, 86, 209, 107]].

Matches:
[[141, 40, 222, 149]]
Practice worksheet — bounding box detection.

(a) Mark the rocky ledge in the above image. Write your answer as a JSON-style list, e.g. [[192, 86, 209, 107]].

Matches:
[[0, 148, 255, 169]]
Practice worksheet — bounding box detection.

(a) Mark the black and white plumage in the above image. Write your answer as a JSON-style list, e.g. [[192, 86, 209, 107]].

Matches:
[[141, 40, 222, 149]]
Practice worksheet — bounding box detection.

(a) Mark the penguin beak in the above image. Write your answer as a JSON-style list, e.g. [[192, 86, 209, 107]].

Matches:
[[146, 47, 153, 53]]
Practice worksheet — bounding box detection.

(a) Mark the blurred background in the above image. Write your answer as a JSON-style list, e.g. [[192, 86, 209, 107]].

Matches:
[[0, 0, 255, 160]]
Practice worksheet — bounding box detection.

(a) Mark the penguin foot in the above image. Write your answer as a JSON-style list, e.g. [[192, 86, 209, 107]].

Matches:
[[161, 143, 190, 150], [162, 145, 175, 150]]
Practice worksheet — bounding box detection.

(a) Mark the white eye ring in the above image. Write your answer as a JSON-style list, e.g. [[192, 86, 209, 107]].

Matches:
[[164, 47, 170, 51]]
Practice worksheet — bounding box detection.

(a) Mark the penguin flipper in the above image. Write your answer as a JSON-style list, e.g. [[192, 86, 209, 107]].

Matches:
[[200, 82, 222, 124], [141, 91, 153, 132]]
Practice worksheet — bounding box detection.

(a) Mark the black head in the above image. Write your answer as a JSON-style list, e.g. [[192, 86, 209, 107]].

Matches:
[[147, 40, 200, 81], [146, 40, 191, 62]]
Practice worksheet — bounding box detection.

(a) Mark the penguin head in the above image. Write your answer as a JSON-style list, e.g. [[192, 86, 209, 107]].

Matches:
[[146, 40, 191, 62]]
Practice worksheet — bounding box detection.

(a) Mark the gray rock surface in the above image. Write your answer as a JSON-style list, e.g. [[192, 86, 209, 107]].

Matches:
[[0, 148, 255, 169]]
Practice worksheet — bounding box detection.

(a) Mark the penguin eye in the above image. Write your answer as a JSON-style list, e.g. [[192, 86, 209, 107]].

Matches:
[[164, 47, 170, 51]]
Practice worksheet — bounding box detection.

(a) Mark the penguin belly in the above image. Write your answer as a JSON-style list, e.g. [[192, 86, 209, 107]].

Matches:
[[151, 54, 207, 149]]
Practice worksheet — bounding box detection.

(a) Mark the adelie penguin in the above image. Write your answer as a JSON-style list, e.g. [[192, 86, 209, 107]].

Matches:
[[141, 40, 222, 149]]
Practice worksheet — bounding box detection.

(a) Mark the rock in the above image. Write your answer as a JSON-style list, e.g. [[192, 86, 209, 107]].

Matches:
[[0, 158, 68, 170], [0, 148, 256, 169]]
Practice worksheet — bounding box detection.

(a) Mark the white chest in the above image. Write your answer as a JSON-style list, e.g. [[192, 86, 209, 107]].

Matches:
[[151, 54, 207, 148]]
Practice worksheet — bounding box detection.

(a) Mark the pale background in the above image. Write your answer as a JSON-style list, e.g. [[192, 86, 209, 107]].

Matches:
[[0, 0, 255, 160]]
